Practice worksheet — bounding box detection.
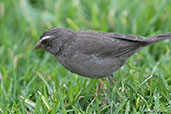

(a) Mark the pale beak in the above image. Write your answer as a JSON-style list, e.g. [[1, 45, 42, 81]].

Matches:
[[33, 42, 42, 49]]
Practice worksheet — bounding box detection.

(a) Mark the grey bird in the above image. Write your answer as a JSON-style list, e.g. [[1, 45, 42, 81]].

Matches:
[[33, 27, 171, 97]]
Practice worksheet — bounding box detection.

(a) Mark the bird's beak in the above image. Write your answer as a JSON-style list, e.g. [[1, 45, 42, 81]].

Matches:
[[33, 42, 42, 49]]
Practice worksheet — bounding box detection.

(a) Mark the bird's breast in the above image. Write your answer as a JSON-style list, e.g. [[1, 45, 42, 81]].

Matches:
[[56, 53, 125, 78]]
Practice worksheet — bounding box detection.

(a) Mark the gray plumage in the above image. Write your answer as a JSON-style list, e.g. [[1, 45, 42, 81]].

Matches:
[[35, 27, 171, 79]]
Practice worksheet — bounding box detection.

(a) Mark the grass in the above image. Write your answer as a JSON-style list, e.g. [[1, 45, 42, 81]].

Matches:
[[0, 0, 171, 113]]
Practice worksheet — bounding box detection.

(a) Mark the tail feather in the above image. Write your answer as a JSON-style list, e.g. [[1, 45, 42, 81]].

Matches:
[[145, 32, 171, 44]]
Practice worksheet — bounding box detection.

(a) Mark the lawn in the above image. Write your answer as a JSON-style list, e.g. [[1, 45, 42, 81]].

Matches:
[[0, 0, 171, 113]]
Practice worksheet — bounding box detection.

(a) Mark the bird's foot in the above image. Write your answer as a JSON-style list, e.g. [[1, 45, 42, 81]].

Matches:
[[99, 97, 108, 109], [96, 78, 103, 95]]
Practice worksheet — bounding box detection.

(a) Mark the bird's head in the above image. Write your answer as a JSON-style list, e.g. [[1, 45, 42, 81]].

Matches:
[[33, 27, 73, 55]]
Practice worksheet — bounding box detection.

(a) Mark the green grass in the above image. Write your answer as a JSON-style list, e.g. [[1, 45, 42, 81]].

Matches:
[[0, 0, 171, 113]]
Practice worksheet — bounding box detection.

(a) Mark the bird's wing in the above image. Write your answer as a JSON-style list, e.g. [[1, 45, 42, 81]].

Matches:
[[73, 30, 146, 58], [78, 30, 146, 42], [106, 33, 146, 42]]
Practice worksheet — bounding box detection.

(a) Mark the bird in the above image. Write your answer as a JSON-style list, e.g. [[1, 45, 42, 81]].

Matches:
[[33, 27, 171, 105]]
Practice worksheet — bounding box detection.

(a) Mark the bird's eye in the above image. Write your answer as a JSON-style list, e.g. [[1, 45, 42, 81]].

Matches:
[[42, 40, 50, 48], [42, 40, 48, 45]]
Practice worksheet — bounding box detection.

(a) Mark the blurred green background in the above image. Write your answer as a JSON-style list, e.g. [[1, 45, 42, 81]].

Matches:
[[0, 0, 171, 113]]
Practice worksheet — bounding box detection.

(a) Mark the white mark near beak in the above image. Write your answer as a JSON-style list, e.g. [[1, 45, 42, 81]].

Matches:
[[40, 35, 54, 42]]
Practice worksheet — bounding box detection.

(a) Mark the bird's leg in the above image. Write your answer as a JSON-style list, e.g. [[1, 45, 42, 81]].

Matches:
[[96, 78, 102, 95], [107, 75, 113, 96], [100, 75, 113, 109]]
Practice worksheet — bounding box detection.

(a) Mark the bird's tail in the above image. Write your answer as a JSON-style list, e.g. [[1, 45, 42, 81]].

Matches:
[[145, 32, 171, 44]]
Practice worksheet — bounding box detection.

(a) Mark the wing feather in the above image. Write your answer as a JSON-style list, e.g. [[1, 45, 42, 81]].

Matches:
[[73, 30, 146, 57]]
